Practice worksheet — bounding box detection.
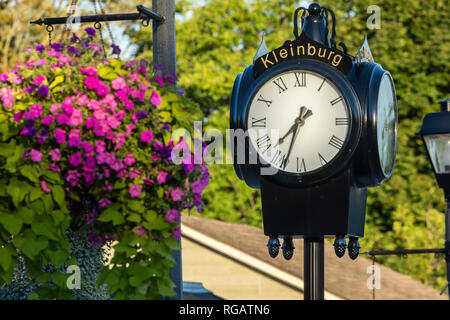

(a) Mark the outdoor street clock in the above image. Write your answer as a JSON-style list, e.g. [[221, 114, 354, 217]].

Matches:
[[230, 3, 398, 260]]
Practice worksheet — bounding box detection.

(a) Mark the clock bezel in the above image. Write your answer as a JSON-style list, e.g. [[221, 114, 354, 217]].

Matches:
[[367, 68, 398, 183], [242, 59, 362, 187]]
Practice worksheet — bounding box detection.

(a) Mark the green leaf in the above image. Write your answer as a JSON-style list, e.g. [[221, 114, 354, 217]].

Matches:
[[142, 211, 168, 231], [13, 231, 48, 259], [32, 220, 58, 241], [157, 278, 176, 297], [127, 200, 144, 213], [6, 178, 30, 207], [0, 213, 23, 235], [98, 204, 124, 225], [98, 66, 119, 80], [126, 213, 141, 223], [51, 185, 66, 208], [49, 75, 64, 89], [0, 246, 15, 271]]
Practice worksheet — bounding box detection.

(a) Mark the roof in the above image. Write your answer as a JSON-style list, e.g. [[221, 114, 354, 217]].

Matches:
[[181, 214, 446, 300]]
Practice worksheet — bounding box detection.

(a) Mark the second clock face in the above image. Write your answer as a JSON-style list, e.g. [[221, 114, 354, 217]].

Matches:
[[247, 69, 351, 174]]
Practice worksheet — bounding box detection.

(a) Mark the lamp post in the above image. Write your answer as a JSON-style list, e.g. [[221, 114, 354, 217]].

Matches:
[[417, 98, 450, 298]]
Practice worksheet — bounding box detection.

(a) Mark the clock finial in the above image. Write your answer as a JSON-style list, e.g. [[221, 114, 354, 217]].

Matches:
[[355, 33, 374, 65], [253, 31, 269, 63]]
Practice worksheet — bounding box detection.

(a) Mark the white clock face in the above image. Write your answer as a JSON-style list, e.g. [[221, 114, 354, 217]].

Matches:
[[377, 74, 397, 176], [247, 69, 350, 174]]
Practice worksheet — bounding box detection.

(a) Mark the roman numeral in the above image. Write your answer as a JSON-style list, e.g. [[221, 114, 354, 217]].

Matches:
[[294, 72, 306, 87], [330, 96, 343, 106], [256, 134, 271, 153], [318, 78, 326, 91], [329, 135, 345, 150], [271, 150, 286, 168], [257, 95, 272, 108], [296, 157, 306, 172], [273, 77, 288, 94], [335, 118, 349, 126], [251, 117, 266, 127], [318, 153, 328, 166]]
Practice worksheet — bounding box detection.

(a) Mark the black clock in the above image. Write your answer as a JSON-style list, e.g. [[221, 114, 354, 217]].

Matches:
[[240, 60, 362, 187]]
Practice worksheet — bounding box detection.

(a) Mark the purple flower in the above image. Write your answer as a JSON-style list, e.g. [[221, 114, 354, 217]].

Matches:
[[38, 85, 49, 97], [136, 225, 149, 236], [70, 33, 79, 43], [85, 27, 96, 37], [136, 111, 148, 120], [111, 44, 121, 55], [68, 135, 81, 147], [171, 188, 184, 202], [35, 44, 45, 53], [165, 209, 179, 223], [54, 128, 66, 144], [157, 170, 169, 184], [68, 46, 80, 56], [41, 115, 55, 126], [29, 149, 42, 162], [99, 198, 112, 209], [69, 153, 82, 167], [65, 170, 80, 186], [177, 86, 185, 96], [50, 43, 63, 52], [172, 226, 181, 239]]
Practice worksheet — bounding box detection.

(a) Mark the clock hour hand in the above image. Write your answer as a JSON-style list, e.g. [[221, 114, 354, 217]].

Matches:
[[283, 107, 313, 168]]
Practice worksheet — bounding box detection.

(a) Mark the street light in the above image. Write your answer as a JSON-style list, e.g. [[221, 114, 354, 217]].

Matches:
[[417, 98, 450, 298]]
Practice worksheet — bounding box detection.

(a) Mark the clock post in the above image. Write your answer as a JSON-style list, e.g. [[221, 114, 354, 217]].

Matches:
[[230, 2, 398, 300]]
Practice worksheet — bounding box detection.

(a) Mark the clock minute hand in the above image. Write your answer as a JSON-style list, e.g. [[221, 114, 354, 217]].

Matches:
[[284, 108, 313, 169]]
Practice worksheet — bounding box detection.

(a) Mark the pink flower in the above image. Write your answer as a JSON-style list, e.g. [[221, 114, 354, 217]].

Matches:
[[69, 152, 82, 167], [125, 123, 135, 136], [58, 56, 71, 64], [150, 90, 161, 106], [106, 115, 121, 129], [141, 130, 154, 143], [155, 76, 164, 86], [48, 163, 61, 173], [65, 170, 80, 186], [129, 184, 142, 198], [84, 76, 99, 90], [114, 133, 126, 151], [80, 67, 99, 77], [29, 149, 42, 162], [1, 88, 14, 108], [99, 197, 112, 209], [129, 169, 140, 179], [41, 180, 51, 193], [97, 84, 110, 96], [165, 209, 179, 223], [32, 75, 45, 86], [123, 99, 134, 110], [57, 113, 70, 126], [49, 149, 61, 162], [136, 225, 149, 236], [69, 108, 83, 127], [77, 94, 89, 106], [143, 178, 153, 186], [124, 153, 135, 166], [157, 170, 168, 184], [41, 115, 55, 126], [68, 135, 81, 147], [171, 188, 184, 202], [111, 77, 126, 90], [95, 140, 106, 153], [50, 103, 61, 115]]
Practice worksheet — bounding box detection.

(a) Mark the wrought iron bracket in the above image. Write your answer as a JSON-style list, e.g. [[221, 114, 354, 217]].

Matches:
[[30, 5, 164, 27]]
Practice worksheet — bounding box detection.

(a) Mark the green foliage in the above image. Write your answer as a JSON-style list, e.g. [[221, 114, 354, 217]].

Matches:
[[131, 0, 449, 291]]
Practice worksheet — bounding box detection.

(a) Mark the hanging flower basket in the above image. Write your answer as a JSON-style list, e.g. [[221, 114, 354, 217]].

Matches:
[[0, 29, 209, 299]]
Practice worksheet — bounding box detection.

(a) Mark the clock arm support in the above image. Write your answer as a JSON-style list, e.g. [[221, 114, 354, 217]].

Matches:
[[260, 169, 367, 238]]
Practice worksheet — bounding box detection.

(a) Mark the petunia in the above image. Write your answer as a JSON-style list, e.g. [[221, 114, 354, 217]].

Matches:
[[129, 184, 142, 198], [123, 99, 134, 110], [54, 128, 66, 144], [35, 44, 45, 53], [172, 226, 181, 239], [141, 130, 154, 143], [171, 188, 184, 202], [136, 225, 149, 236], [68, 135, 81, 147], [57, 113, 70, 126], [111, 77, 126, 90], [97, 84, 110, 96], [29, 149, 42, 162], [124, 153, 136, 167], [99, 197, 112, 209], [69, 152, 82, 167], [165, 209, 179, 223], [32, 75, 45, 86], [84, 76, 99, 90], [49, 149, 61, 162], [38, 85, 49, 97], [41, 115, 55, 126], [150, 90, 161, 106], [155, 76, 164, 86], [85, 27, 96, 37], [65, 170, 80, 186], [157, 170, 168, 184]]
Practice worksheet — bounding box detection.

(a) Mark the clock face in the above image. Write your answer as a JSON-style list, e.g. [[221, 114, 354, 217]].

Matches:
[[247, 69, 351, 174], [376, 74, 397, 176]]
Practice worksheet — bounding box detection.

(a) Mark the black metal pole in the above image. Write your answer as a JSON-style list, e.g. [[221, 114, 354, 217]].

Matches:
[[304, 237, 324, 300], [445, 201, 450, 299]]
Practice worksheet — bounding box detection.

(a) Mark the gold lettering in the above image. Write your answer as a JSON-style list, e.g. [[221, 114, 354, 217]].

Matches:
[[290, 44, 294, 56], [328, 51, 335, 60], [297, 45, 305, 55], [260, 54, 274, 69], [307, 43, 316, 56], [332, 55, 343, 67], [279, 49, 288, 59], [272, 51, 278, 63], [318, 48, 327, 58]]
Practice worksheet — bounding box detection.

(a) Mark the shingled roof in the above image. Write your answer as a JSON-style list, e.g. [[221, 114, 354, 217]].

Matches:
[[181, 215, 446, 300]]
